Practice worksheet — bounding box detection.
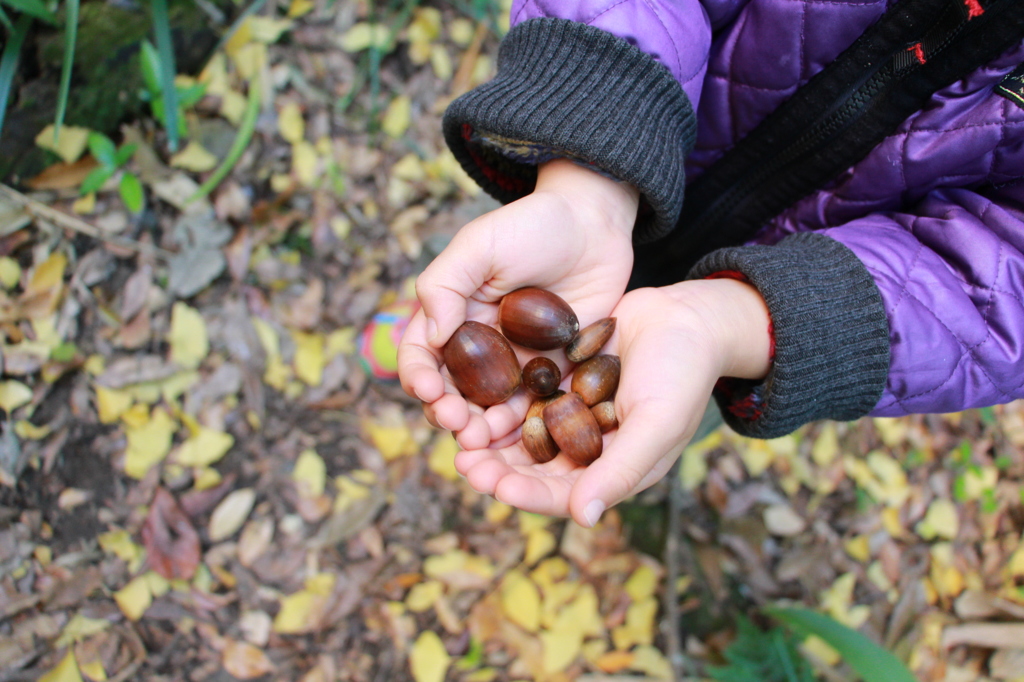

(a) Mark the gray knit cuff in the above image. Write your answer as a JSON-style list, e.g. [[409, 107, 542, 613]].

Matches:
[[443, 18, 697, 243], [688, 232, 891, 438]]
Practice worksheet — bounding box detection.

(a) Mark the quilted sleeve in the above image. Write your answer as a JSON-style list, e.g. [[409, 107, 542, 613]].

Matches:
[[689, 181, 1024, 438], [443, 3, 711, 242]]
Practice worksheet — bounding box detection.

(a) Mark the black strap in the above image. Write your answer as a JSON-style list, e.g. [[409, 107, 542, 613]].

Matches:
[[631, 0, 1024, 287]]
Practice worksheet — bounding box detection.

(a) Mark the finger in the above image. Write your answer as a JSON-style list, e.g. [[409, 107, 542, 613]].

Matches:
[[415, 227, 497, 349], [429, 393, 472, 432], [493, 469, 576, 517], [398, 311, 446, 403], [454, 412, 491, 451], [482, 390, 532, 441]]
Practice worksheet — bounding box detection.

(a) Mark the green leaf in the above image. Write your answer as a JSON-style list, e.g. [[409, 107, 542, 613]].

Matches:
[[113, 143, 137, 168], [53, 0, 79, 139], [188, 78, 261, 202], [0, 4, 14, 31], [767, 607, 918, 682], [87, 132, 117, 167], [149, 0, 180, 151], [0, 0, 56, 24], [140, 40, 161, 96], [0, 14, 31, 140], [50, 341, 77, 362], [80, 166, 113, 195], [707, 617, 815, 682], [119, 173, 144, 213], [176, 81, 207, 109]]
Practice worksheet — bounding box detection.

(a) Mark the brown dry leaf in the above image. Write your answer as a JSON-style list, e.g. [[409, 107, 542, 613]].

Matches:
[[942, 623, 1024, 649], [222, 640, 274, 679], [281, 278, 324, 329], [141, 488, 201, 580], [209, 488, 256, 542], [25, 157, 100, 190]]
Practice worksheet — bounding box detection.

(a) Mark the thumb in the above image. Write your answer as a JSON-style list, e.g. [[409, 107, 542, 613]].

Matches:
[[415, 229, 496, 349]]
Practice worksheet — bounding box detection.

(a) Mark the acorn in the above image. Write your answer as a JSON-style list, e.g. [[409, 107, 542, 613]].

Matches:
[[542, 392, 603, 466], [570, 354, 621, 406], [443, 321, 521, 406], [498, 287, 579, 350], [521, 416, 559, 463], [566, 318, 616, 363], [591, 401, 618, 433], [526, 390, 565, 421], [522, 357, 561, 397]]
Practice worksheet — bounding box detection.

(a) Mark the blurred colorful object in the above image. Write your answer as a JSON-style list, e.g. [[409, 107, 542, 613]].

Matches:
[[358, 299, 419, 380]]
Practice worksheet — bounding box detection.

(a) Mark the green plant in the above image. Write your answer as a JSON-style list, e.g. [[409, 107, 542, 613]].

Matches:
[[708, 607, 918, 682], [80, 132, 143, 213], [139, 39, 206, 141]]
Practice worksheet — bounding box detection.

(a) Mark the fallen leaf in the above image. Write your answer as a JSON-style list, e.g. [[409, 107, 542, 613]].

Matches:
[[339, 23, 392, 52], [273, 573, 336, 634], [113, 574, 152, 621], [0, 380, 32, 412], [406, 580, 444, 613], [141, 488, 201, 580], [209, 488, 256, 542], [382, 95, 412, 138], [917, 498, 959, 541], [292, 331, 325, 386], [293, 448, 326, 498], [427, 433, 459, 481], [35, 125, 90, 164], [170, 141, 218, 172], [409, 631, 450, 682], [168, 302, 209, 370], [39, 650, 83, 682], [123, 408, 177, 479], [292, 141, 320, 186], [175, 426, 234, 468], [222, 640, 274, 679], [764, 504, 807, 536], [500, 571, 541, 633], [278, 102, 305, 144]]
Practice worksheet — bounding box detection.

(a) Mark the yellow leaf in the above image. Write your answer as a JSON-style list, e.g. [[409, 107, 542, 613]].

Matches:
[[501, 571, 541, 632], [194, 467, 222, 490], [430, 45, 453, 81], [0, 256, 20, 289], [738, 438, 774, 477], [917, 498, 959, 541], [485, 500, 513, 524], [232, 42, 267, 80], [406, 580, 444, 613], [628, 645, 673, 680], [518, 511, 551, 535], [409, 631, 450, 682], [339, 23, 392, 52], [287, 0, 314, 17], [248, 16, 293, 43], [169, 303, 209, 370], [555, 584, 602, 638], [114, 575, 152, 621], [961, 465, 998, 501], [333, 474, 371, 513], [802, 636, 842, 667], [39, 651, 83, 682], [427, 433, 460, 481], [326, 327, 357, 357], [98, 529, 143, 568], [0, 380, 32, 412], [820, 573, 870, 629], [175, 426, 234, 468], [382, 95, 412, 138], [56, 613, 111, 648], [293, 449, 326, 498], [363, 411, 418, 461], [292, 141, 320, 186], [540, 627, 582, 674], [72, 192, 96, 215], [170, 141, 218, 172], [844, 535, 871, 563], [273, 575, 335, 634], [222, 640, 274, 679], [35, 125, 90, 164], [15, 420, 50, 440], [612, 597, 657, 649], [524, 528, 556, 566], [292, 330, 325, 385], [209, 488, 256, 542], [449, 19, 475, 47], [26, 251, 67, 304], [79, 659, 106, 681], [278, 102, 305, 144], [812, 423, 840, 466], [625, 564, 659, 602], [1009, 545, 1024, 578], [123, 408, 177, 479]]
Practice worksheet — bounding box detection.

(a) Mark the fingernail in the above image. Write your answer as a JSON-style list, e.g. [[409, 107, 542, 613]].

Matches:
[[426, 317, 438, 343], [583, 500, 605, 528]]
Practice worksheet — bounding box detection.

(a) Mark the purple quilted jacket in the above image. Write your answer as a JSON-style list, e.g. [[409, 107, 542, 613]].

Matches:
[[443, 0, 1024, 437]]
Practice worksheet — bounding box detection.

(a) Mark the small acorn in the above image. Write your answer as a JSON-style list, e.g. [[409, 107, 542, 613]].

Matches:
[[498, 288, 579, 350], [591, 401, 618, 433], [542, 392, 603, 466], [566, 318, 616, 363], [443, 321, 522, 406], [570, 354, 621, 407], [521, 416, 559, 463], [522, 357, 561, 397]]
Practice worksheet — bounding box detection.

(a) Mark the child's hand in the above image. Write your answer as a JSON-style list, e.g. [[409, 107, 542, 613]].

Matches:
[[452, 278, 773, 527], [399, 159, 640, 448]]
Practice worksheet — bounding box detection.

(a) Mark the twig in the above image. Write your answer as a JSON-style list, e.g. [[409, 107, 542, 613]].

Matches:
[[449, 21, 488, 100], [0, 184, 172, 260], [107, 623, 148, 682]]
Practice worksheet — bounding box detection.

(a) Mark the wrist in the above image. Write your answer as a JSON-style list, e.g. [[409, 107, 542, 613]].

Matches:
[[535, 159, 639, 241], [663, 278, 772, 381]]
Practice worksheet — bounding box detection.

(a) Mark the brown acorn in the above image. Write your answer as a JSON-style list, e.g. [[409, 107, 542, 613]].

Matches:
[[443, 321, 521, 406], [591, 401, 618, 433], [566, 317, 616, 363], [498, 288, 579, 350], [542, 392, 603, 466], [522, 357, 561, 397], [526, 390, 565, 422], [521, 416, 559, 463], [570, 354, 621, 406]]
